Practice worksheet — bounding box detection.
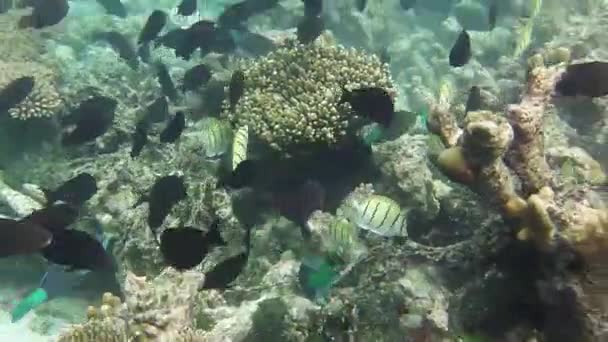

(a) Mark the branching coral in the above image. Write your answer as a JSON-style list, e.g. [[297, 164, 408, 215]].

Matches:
[[222, 38, 394, 153]]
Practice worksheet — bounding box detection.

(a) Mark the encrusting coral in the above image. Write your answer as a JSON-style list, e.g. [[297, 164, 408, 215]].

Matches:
[[223, 37, 394, 153]]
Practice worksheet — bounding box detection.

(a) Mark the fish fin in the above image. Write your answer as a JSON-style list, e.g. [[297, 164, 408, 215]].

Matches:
[[131, 194, 148, 208]]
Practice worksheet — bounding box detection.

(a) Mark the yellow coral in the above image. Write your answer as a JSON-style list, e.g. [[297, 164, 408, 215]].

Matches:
[[516, 187, 557, 250]]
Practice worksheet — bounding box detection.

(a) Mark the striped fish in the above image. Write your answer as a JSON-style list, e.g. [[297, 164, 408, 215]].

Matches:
[[325, 218, 360, 259], [342, 194, 408, 237], [199, 117, 232, 158], [231, 125, 248, 171]]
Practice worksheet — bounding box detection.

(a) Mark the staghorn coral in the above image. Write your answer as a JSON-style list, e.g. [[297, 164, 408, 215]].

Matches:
[[222, 37, 394, 153], [0, 61, 62, 120]]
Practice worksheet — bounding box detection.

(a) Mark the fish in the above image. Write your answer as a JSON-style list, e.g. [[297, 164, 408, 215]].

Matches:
[[199, 223, 251, 290], [95, 0, 127, 18], [130, 120, 148, 158], [271, 180, 325, 238], [229, 70, 245, 111], [464, 86, 481, 115], [144, 96, 169, 123], [297, 15, 324, 44], [42, 229, 113, 271], [42, 173, 97, 207], [298, 254, 337, 300], [18, 0, 69, 29], [303, 0, 322, 17], [199, 117, 233, 158], [137, 175, 188, 233], [0, 219, 52, 257], [160, 111, 186, 143], [159, 223, 226, 270], [340, 87, 394, 127], [0, 0, 12, 14], [183, 20, 218, 57], [232, 30, 277, 57], [177, 0, 197, 16], [220, 159, 257, 189], [155, 62, 178, 102], [61, 95, 117, 145], [217, 1, 252, 29], [246, 0, 280, 13], [0, 76, 35, 114], [181, 64, 212, 92], [400, 0, 416, 11], [488, 0, 497, 30], [555, 62, 608, 98], [341, 194, 408, 237], [21, 203, 79, 234], [138, 10, 167, 45], [231, 125, 248, 171], [449, 30, 471, 67], [93, 31, 138, 70], [137, 43, 151, 63], [355, 0, 366, 12], [324, 218, 361, 260]]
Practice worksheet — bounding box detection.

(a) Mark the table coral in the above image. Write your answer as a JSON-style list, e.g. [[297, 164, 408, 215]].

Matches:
[[222, 38, 394, 153]]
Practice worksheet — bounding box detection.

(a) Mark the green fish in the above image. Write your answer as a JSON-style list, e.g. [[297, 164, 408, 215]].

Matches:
[[11, 288, 48, 322]]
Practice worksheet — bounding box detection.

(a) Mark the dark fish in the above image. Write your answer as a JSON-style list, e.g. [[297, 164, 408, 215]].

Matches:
[[155, 62, 178, 102], [156, 28, 189, 51], [233, 30, 277, 57], [95, 0, 126, 18], [181, 64, 212, 91], [555, 61, 608, 98], [42, 229, 113, 271], [94, 31, 138, 70], [220, 159, 257, 189], [247, 0, 280, 13], [156, 21, 220, 60], [0, 0, 12, 14], [356, 0, 366, 12], [159, 223, 226, 270], [488, 0, 497, 30], [138, 175, 187, 233], [21, 203, 79, 234], [144, 96, 169, 123], [18, 0, 69, 29], [341, 87, 394, 127], [272, 180, 325, 238], [160, 111, 185, 143], [177, 0, 197, 16], [303, 0, 322, 17], [211, 27, 237, 54], [61, 96, 117, 145], [138, 10, 167, 45], [0, 219, 52, 257], [137, 43, 151, 63], [229, 70, 245, 111], [218, 1, 251, 29], [449, 30, 471, 67], [297, 15, 324, 44], [400, 0, 416, 11], [0, 76, 34, 114], [464, 86, 481, 115], [130, 120, 148, 158], [43, 173, 97, 207]]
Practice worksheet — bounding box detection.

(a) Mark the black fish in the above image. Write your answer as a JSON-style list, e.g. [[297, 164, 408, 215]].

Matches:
[[22, 203, 79, 234], [0, 219, 52, 257], [272, 180, 325, 238], [555, 62, 608, 98], [130, 120, 148, 158], [247, 0, 280, 13], [211, 27, 237, 54], [234, 30, 277, 57], [137, 43, 151, 63], [303, 0, 322, 17], [181, 64, 212, 91], [0, 76, 34, 114], [177, 0, 197, 16], [160, 111, 185, 143], [297, 15, 324, 44], [43, 173, 98, 207], [94, 31, 138, 70], [220, 159, 257, 189], [199, 224, 251, 290], [0, 0, 12, 14], [341, 87, 394, 127], [18, 0, 69, 29], [156, 28, 189, 50], [42, 229, 113, 271], [356, 0, 366, 12], [138, 10, 167, 45], [464, 86, 481, 115], [156, 62, 178, 102], [229, 70, 245, 111], [159, 223, 226, 270], [488, 0, 497, 30], [218, 1, 251, 29], [138, 175, 187, 233], [144, 96, 169, 123], [449, 30, 471, 67], [95, 0, 126, 18], [61, 96, 117, 145], [400, 0, 416, 10]]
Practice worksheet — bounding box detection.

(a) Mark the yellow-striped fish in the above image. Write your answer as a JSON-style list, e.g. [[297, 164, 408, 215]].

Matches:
[[325, 218, 359, 257], [513, 18, 533, 58], [342, 194, 408, 237], [231, 125, 248, 171], [199, 117, 232, 158]]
